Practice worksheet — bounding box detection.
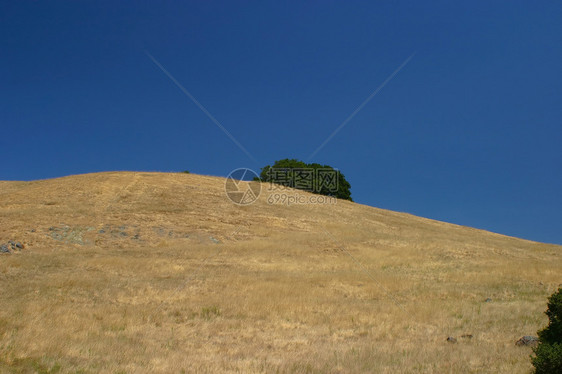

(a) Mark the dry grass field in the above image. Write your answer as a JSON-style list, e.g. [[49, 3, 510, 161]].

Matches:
[[0, 171, 560, 373]]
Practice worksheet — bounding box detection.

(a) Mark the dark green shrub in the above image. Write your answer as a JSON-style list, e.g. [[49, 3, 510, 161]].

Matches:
[[532, 287, 562, 373], [532, 343, 562, 374], [259, 158, 353, 201]]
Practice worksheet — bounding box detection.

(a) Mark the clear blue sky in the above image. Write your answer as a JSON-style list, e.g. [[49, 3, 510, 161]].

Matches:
[[1, 1, 561, 244]]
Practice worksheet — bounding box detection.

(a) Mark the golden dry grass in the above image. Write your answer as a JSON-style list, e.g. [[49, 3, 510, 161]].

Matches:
[[0, 171, 560, 373]]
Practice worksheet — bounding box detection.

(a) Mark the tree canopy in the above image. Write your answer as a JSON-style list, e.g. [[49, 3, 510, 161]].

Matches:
[[259, 158, 352, 201]]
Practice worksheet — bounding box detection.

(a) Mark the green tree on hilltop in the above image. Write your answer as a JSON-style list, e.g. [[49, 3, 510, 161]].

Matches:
[[259, 158, 352, 201]]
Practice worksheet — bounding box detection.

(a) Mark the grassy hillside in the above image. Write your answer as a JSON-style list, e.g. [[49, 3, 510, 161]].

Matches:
[[0, 172, 560, 373]]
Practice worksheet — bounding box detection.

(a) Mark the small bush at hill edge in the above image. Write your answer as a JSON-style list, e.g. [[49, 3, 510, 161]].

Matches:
[[532, 287, 562, 373]]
